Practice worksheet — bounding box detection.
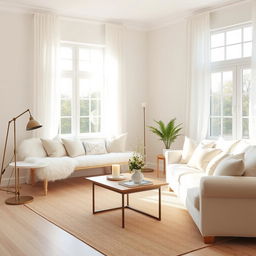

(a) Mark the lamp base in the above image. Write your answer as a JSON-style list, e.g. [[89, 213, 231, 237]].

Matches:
[[141, 167, 154, 172], [5, 195, 33, 205]]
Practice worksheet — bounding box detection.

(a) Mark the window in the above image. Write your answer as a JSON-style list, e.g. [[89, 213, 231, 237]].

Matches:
[[60, 44, 104, 136], [209, 24, 252, 139]]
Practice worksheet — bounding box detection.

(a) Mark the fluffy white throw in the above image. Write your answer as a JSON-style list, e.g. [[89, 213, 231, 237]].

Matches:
[[26, 157, 76, 182]]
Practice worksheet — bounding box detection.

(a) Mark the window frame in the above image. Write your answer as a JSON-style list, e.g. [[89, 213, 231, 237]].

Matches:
[[208, 23, 252, 140], [60, 42, 105, 138]]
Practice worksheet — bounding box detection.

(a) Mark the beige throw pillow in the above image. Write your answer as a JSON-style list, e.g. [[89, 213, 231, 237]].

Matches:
[[62, 139, 85, 157], [230, 140, 251, 155], [106, 133, 127, 153], [41, 138, 66, 157], [181, 137, 198, 163], [188, 146, 221, 171], [215, 138, 240, 153], [213, 153, 245, 176], [206, 152, 229, 175], [83, 141, 107, 155]]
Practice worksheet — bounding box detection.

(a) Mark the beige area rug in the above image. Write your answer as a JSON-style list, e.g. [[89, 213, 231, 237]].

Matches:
[[23, 177, 209, 256]]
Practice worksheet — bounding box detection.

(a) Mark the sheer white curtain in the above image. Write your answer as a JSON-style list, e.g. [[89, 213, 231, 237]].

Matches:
[[250, 1, 256, 142], [102, 24, 126, 136], [33, 13, 60, 138], [186, 12, 210, 142]]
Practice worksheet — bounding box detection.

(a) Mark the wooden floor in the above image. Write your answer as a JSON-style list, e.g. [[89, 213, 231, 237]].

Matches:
[[0, 171, 256, 256]]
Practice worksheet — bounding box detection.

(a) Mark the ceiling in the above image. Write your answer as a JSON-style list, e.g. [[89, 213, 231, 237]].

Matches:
[[0, 0, 242, 29]]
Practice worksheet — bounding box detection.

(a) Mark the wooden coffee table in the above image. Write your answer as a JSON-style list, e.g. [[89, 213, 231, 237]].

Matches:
[[86, 174, 168, 228]]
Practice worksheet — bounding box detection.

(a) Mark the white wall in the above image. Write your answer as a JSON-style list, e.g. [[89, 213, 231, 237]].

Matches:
[[147, 20, 188, 165], [0, 10, 33, 184]]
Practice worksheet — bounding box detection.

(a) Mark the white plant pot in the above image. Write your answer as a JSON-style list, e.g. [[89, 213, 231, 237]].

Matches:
[[131, 169, 144, 184], [162, 148, 170, 156]]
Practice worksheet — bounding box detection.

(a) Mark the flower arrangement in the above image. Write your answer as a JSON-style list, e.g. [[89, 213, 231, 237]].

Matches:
[[128, 153, 145, 171]]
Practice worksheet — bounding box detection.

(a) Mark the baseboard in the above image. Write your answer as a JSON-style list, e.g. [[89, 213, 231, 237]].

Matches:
[[0, 176, 27, 187]]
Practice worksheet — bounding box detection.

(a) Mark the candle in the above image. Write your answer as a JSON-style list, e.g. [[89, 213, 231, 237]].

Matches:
[[112, 164, 120, 178]]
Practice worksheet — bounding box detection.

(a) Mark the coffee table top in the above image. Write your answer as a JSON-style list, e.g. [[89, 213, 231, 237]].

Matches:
[[86, 174, 168, 194]]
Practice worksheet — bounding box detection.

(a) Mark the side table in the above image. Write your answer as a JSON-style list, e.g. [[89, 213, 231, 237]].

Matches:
[[7, 161, 48, 205], [157, 154, 166, 178]]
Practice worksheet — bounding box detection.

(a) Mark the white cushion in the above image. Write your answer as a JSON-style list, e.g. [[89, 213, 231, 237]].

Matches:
[[215, 138, 240, 153], [206, 151, 229, 175], [41, 138, 67, 157], [181, 137, 198, 163], [74, 152, 133, 168], [244, 146, 256, 176], [83, 141, 107, 155], [106, 133, 127, 153], [230, 140, 251, 154], [213, 153, 245, 176], [62, 138, 85, 157], [188, 145, 221, 171]]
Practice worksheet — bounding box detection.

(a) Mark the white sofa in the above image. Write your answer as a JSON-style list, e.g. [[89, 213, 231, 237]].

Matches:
[[18, 138, 133, 195], [165, 139, 256, 243]]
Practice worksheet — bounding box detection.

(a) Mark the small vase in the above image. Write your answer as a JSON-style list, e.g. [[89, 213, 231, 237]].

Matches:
[[131, 169, 144, 184]]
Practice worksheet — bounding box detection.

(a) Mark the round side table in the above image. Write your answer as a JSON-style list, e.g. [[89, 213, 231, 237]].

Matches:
[[6, 161, 48, 205]]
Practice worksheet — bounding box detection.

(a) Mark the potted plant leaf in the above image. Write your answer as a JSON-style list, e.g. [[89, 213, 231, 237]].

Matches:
[[149, 118, 182, 155]]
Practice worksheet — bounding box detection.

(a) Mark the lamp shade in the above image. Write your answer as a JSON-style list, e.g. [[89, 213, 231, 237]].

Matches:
[[26, 116, 42, 131]]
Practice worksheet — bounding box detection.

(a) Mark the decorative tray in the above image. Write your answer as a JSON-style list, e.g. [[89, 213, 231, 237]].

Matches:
[[118, 180, 153, 188], [107, 175, 126, 181]]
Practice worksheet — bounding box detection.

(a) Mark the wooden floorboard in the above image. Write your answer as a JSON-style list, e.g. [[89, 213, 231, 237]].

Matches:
[[0, 170, 256, 256]]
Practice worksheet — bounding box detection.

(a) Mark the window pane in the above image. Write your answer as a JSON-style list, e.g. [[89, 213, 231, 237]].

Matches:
[[243, 118, 249, 138], [91, 100, 101, 115], [61, 118, 71, 134], [80, 99, 89, 116], [79, 61, 92, 72], [211, 47, 224, 62], [79, 79, 90, 98], [79, 48, 90, 60], [80, 117, 89, 133], [223, 71, 233, 94], [61, 100, 71, 116], [223, 118, 232, 136], [243, 42, 252, 57], [223, 95, 232, 116], [242, 94, 249, 116], [210, 118, 221, 137], [243, 26, 252, 42], [210, 95, 221, 116], [61, 59, 72, 71], [211, 73, 221, 93], [91, 117, 101, 133], [226, 44, 241, 60], [60, 78, 72, 98], [211, 33, 224, 48], [243, 69, 251, 94], [226, 29, 241, 44], [61, 47, 72, 59]]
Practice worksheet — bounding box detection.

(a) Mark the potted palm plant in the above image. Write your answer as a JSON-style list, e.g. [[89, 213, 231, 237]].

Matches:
[[149, 118, 182, 155]]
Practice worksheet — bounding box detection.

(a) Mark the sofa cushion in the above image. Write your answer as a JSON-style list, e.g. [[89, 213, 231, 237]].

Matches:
[[41, 138, 67, 157], [74, 152, 133, 168], [188, 146, 221, 171], [230, 140, 251, 154], [83, 141, 107, 155], [106, 133, 127, 153], [244, 146, 256, 176], [214, 153, 245, 176], [181, 137, 198, 163], [62, 138, 85, 157], [206, 151, 229, 175]]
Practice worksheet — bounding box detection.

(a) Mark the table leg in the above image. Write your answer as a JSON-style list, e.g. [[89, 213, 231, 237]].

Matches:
[[30, 168, 35, 185], [122, 194, 125, 228], [92, 183, 95, 214], [159, 187, 161, 221], [163, 158, 166, 176], [127, 194, 129, 206]]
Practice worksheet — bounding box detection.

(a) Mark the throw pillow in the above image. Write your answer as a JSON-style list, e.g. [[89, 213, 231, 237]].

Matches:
[[213, 153, 245, 176], [62, 138, 85, 157], [83, 141, 107, 155], [230, 140, 251, 154], [215, 138, 240, 153], [41, 138, 67, 157], [106, 133, 127, 153], [187, 146, 221, 171], [206, 151, 229, 175], [244, 146, 256, 176], [181, 137, 198, 163]]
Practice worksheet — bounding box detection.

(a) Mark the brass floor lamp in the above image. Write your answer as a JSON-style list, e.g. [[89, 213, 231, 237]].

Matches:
[[0, 109, 42, 205], [141, 103, 154, 172]]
